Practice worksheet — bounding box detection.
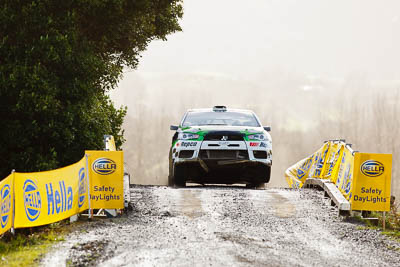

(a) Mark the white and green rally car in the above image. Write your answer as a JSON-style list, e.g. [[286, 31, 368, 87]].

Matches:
[[168, 106, 272, 187]]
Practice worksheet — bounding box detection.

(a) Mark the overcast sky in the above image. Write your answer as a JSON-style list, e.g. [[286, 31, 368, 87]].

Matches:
[[135, 0, 400, 81], [115, 1, 400, 186]]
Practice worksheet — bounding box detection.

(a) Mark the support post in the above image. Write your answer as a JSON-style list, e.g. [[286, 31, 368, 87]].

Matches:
[[85, 154, 92, 219], [382, 211, 386, 231], [11, 169, 15, 235]]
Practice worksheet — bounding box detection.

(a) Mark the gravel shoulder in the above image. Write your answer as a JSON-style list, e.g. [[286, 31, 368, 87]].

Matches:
[[41, 185, 400, 266]]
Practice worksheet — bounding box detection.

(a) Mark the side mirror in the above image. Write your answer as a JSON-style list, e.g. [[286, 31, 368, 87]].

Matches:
[[170, 125, 179, 131], [263, 126, 271, 132]]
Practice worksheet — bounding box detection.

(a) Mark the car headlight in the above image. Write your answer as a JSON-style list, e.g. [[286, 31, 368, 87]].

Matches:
[[178, 133, 200, 140], [248, 134, 267, 141]]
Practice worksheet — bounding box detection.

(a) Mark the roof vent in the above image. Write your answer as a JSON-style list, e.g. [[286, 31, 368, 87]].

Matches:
[[213, 106, 227, 112]]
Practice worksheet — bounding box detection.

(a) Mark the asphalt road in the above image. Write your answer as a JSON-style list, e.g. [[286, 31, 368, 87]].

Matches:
[[42, 185, 400, 266]]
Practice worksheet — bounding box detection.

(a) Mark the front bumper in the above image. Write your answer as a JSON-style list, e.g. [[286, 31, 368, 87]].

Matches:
[[172, 140, 272, 167], [171, 139, 272, 184]]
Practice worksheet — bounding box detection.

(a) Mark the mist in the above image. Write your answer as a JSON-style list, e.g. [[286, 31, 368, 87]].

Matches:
[[111, 1, 400, 197]]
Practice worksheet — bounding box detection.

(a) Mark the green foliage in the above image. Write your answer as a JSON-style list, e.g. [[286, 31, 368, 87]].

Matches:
[[381, 214, 400, 244], [379, 204, 400, 231], [357, 205, 400, 243], [0, 0, 183, 176]]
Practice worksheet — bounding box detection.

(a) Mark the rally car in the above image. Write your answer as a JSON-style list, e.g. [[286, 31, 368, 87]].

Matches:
[[168, 106, 272, 187]]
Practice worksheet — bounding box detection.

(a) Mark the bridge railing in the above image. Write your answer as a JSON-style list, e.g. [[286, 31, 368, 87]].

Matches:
[[0, 135, 124, 236], [285, 140, 392, 213]]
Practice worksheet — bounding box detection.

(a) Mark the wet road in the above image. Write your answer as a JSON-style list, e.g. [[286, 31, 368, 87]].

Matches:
[[42, 186, 400, 266]]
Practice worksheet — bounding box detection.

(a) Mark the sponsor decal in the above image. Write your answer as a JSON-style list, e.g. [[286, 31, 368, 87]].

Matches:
[[92, 186, 120, 201], [361, 160, 384, 177], [353, 187, 386, 203], [335, 151, 347, 187], [88, 151, 124, 209], [326, 148, 342, 178], [23, 180, 41, 221], [353, 195, 386, 203], [250, 142, 259, 147], [46, 181, 73, 215], [92, 158, 117, 175], [260, 142, 267, 148], [78, 168, 86, 208], [1, 184, 11, 228], [181, 141, 197, 148], [342, 164, 352, 195], [290, 179, 300, 189], [313, 145, 329, 177], [296, 157, 313, 180]]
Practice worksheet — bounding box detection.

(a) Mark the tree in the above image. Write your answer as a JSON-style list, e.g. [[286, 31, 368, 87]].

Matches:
[[0, 0, 183, 178]]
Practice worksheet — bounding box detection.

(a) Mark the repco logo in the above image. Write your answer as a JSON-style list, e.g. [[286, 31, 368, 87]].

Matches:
[[92, 158, 117, 175], [181, 141, 197, 148], [78, 168, 86, 208], [361, 160, 384, 177], [23, 180, 41, 221], [1, 184, 11, 228]]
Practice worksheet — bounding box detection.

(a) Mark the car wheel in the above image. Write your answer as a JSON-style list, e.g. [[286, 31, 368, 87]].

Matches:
[[173, 164, 186, 188], [246, 166, 271, 189], [168, 174, 175, 187], [168, 149, 175, 187], [265, 166, 271, 183], [246, 182, 264, 189]]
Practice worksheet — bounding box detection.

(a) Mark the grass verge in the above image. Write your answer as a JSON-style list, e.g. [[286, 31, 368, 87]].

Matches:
[[362, 203, 400, 242], [0, 220, 74, 266]]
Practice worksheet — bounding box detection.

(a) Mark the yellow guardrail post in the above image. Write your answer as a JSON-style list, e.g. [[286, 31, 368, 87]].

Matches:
[[85, 153, 92, 219], [11, 169, 15, 235], [0, 171, 15, 236]]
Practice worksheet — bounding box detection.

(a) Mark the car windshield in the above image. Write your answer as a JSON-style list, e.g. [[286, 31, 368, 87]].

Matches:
[[182, 111, 260, 127]]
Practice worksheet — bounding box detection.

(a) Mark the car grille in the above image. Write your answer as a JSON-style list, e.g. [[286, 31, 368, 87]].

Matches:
[[253, 151, 267, 159], [203, 131, 244, 141], [199, 150, 249, 160], [179, 150, 194, 159]]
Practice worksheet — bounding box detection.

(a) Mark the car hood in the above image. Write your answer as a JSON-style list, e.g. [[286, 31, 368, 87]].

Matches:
[[181, 125, 264, 134]]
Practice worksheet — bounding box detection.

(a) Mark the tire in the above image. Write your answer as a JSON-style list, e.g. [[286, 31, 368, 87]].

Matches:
[[246, 166, 271, 189], [173, 164, 186, 187], [246, 182, 264, 189], [265, 166, 271, 183], [168, 149, 175, 187], [168, 174, 175, 187]]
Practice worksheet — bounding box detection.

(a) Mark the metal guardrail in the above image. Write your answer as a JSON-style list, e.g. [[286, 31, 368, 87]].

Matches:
[[304, 178, 350, 216]]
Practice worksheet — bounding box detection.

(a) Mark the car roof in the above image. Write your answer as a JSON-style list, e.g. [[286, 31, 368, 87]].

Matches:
[[186, 108, 254, 114]]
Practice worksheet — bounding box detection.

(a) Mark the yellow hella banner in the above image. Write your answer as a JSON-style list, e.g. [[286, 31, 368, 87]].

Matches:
[[14, 158, 88, 228], [285, 141, 393, 212], [329, 144, 345, 184], [0, 174, 14, 235], [285, 152, 317, 188], [334, 146, 354, 201], [321, 143, 344, 181], [87, 151, 124, 209], [351, 153, 392, 211], [309, 143, 330, 179], [285, 142, 329, 188]]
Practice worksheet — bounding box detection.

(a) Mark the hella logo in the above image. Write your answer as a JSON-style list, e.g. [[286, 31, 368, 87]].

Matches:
[[1, 184, 11, 228], [92, 158, 117, 175], [361, 160, 384, 177], [78, 168, 86, 208], [23, 179, 41, 221]]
